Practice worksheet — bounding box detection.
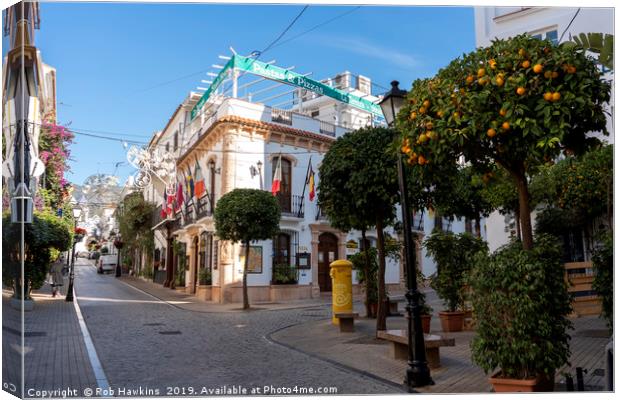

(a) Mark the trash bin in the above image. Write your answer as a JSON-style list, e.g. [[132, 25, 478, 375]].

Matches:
[[330, 259, 353, 325]]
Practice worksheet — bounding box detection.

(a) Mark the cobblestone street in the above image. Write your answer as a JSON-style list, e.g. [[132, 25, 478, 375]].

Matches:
[[71, 259, 402, 395]]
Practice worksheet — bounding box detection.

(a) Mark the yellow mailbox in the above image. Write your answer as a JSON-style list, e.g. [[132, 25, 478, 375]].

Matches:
[[330, 259, 353, 325]]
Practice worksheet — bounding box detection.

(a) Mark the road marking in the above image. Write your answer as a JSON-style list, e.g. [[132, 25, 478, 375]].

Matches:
[[72, 288, 111, 395], [116, 279, 178, 309]]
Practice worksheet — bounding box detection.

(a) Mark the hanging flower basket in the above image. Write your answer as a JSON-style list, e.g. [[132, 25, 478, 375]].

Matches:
[[74, 227, 87, 241]]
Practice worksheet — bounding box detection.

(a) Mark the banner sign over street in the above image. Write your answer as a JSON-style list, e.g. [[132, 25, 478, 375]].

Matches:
[[190, 55, 382, 120]]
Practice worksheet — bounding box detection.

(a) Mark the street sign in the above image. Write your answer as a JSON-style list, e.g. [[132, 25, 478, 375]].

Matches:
[[190, 55, 382, 120]]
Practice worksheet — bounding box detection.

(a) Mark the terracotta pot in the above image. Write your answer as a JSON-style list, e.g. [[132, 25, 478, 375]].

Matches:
[[438, 311, 465, 332], [490, 371, 555, 392], [421, 314, 431, 334]]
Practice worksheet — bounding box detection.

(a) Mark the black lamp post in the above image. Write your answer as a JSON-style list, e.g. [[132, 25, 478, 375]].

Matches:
[[114, 235, 124, 277], [66, 206, 83, 302], [379, 80, 433, 390]]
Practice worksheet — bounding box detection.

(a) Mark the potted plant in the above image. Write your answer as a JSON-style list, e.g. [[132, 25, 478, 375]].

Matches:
[[272, 264, 298, 285], [425, 230, 486, 332], [470, 235, 572, 392], [199, 268, 212, 285], [416, 270, 433, 334]]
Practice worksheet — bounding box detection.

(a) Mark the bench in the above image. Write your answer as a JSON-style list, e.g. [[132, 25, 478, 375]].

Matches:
[[386, 296, 403, 316], [377, 329, 455, 368], [334, 312, 359, 333]]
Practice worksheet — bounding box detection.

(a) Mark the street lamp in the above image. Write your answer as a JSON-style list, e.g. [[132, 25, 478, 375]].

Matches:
[[66, 206, 83, 302], [379, 80, 433, 390], [114, 235, 124, 277]]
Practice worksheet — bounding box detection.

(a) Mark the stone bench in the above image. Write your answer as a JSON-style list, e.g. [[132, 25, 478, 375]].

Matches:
[[334, 312, 359, 333], [377, 329, 455, 368]]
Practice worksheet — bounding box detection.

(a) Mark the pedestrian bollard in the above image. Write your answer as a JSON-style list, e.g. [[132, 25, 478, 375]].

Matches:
[[330, 260, 353, 325]]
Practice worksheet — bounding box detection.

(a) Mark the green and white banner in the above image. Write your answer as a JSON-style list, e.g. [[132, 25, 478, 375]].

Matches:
[[191, 55, 382, 120]]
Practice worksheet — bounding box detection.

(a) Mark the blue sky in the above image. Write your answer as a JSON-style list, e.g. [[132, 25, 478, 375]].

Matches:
[[26, 3, 475, 185]]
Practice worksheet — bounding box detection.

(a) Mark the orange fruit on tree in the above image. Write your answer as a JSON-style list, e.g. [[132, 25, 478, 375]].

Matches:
[[453, 112, 460, 119], [501, 121, 510, 131], [567, 66, 576, 74], [522, 60, 531, 69], [477, 68, 486, 78], [543, 92, 553, 101], [478, 77, 488, 85], [489, 59, 497, 69], [551, 71, 559, 78], [518, 48, 526, 57], [533, 64, 543, 73], [552, 92, 561, 102], [516, 87, 526, 95], [423, 100, 430, 108], [419, 107, 427, 114], [466, 75, 474, 85], [499, 109, 507, 117], [418, 133, 428, 143], [410, 111, 417, 120], [544, 70, 553, 79], [495, 76, 505, 86], [418, 155, 426, 165], [487, 128, 497, 138], [436, 110, 444, 118], [426, 122, 433, 130]]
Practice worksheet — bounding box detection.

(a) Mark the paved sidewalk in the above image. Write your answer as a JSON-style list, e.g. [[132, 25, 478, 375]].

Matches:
[[2, 265, 98, 398], [271, 302, 612, 393], [117, 274, 356, 313]]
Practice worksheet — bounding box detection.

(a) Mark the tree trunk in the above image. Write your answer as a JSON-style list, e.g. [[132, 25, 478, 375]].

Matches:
[[514, 170, 533, 250], [474, 217, 481, 238], [243, 241, 250, 310], [376, 217, 387, 333], [361, 229, 373, 318], [515, 208, 521, 241]]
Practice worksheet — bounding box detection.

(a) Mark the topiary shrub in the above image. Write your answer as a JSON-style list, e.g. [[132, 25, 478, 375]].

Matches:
[[470, 234, 573, 380]]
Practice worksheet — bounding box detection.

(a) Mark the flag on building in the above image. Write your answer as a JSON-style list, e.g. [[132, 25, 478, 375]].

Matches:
[[166, 187, 175, 217], [160, 191, 167, 219], [308, 162, 316, 201], [271, 155, 282, 195], [185, 167, 194, 200], [175, 181, 184, 212], [194, 159, 205, 199]]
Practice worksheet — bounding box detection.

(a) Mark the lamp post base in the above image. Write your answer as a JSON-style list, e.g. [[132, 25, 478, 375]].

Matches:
[[65, 282, 74, 302], [405, 362, 434, 391]]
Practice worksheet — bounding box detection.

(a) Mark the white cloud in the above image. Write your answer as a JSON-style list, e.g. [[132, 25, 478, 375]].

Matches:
[[313, 36, 419, 70]]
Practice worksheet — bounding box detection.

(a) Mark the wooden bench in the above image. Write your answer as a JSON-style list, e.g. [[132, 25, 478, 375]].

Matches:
[[377, 329, 455, 368], [334, 312, 359, 333]]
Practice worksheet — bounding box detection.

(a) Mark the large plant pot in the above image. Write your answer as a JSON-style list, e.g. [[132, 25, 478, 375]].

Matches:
[[490, 371, 555, 392], [438, 311, 465, 332], [421, 314, 431, 334]]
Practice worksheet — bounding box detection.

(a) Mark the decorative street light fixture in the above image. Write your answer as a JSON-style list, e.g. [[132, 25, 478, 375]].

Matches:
[[379, 80, 433, 390], [66, 206, 83, 302], [114, 234, 124, 278]]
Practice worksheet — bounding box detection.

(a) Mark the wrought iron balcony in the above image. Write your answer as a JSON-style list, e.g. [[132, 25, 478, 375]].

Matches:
[[276, 193, 304, 218]]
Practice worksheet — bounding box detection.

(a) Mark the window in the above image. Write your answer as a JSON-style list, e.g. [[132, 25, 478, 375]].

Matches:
[[311, 110, 320, 118], [165, 142, 170, 152], [173, 131, 179, 151], [531, 29, 558, 45], [272, 157, 292, 213], [209, 162, 216, 213], [273, 233, 291, 266]]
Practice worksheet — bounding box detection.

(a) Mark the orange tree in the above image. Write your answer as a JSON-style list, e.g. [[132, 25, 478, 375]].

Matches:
[[396, 34, 610, 250]]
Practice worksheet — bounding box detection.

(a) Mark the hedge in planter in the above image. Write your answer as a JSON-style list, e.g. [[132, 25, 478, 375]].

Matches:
[[591, 232, 613, 333], [470, 234, 572, 387]]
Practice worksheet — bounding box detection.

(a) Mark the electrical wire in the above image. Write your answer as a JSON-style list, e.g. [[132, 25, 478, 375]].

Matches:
[[559, 8, 581, 43]]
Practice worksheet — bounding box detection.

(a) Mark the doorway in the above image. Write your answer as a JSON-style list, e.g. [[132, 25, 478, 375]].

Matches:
[[318, 232, 338, 292]]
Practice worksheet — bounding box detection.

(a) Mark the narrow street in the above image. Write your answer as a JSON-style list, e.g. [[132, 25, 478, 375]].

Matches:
[[72, 258, 402, 395]]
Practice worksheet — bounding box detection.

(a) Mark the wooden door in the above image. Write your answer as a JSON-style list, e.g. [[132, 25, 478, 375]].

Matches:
[[318, 233, 338, 292]]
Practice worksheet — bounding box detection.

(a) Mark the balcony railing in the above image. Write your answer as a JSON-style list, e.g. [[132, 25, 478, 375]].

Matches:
[[277, 194, 304, 218], [315, 205, 327, 221], [271, 108, 292, 125], [196, 195, 213, 220], [319, 120, 336, 137]]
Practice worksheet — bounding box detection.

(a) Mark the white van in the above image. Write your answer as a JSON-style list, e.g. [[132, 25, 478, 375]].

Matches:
[[98, 255, 118, 274]]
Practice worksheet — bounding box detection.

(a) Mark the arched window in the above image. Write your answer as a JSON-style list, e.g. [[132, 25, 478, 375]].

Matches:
[[272, 157, 292, 213]]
